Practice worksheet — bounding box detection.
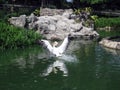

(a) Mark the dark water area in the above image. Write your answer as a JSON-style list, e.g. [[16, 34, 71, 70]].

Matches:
[[0, 40, 120, 90]]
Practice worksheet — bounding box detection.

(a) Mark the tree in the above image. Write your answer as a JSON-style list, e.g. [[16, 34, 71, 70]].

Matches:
[[79, 0, 109, 4]]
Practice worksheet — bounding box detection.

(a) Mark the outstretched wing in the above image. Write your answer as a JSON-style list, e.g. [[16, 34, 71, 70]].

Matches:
[[57, 36, 69, 53], [41, 40, 53, 53]]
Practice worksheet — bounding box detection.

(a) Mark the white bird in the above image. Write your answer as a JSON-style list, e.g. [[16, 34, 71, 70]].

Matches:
[[41, 35, 69, 57]]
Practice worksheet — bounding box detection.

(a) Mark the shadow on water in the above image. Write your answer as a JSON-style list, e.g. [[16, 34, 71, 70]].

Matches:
[[0, 40, 120, 90]]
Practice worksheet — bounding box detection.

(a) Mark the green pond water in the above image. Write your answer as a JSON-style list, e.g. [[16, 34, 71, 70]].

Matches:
[[0, 40, 120, 90]]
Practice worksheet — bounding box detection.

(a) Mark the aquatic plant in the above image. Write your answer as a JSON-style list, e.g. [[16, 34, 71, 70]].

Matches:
[[0, 22, 42, 49]]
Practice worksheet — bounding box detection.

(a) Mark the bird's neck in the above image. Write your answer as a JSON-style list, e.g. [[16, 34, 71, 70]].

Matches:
[[53, 45, 57, 48]]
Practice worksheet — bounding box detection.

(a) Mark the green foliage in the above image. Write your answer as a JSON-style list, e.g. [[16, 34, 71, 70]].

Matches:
[[74, 7, 94, 27], [33, 9, 40, 16], [95, 17, 120, 28], [74, 7, 92, 15], [74, 9, 81, 15], [0, 22, 42, 49], [85, 7, 92, 13], [80, 0, 109, 4], [91, 15, 98, 22], [1, 12, 18, 22]]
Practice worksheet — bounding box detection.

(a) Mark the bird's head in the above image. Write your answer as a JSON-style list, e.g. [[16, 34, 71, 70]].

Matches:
[[39, 40, 45, 45], [53, 41, 58, 47]]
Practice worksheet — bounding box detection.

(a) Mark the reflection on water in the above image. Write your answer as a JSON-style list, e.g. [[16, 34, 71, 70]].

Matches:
[[41, 60, 68, 77], [0, 41, 120, 90], [41, 54, 78, 77], [103, 47, 120, 56]]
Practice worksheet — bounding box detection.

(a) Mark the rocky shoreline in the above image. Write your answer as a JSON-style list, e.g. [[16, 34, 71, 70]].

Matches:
[[99, 36, 120, 50], [8, 8, 99, 40]]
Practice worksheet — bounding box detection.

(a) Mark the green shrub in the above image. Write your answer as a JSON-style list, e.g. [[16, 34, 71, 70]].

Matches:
[[0, 22, 42, 49], [33, 8, 40, 16], [74, 7, 92, 15], [95, 17, 120, 28]]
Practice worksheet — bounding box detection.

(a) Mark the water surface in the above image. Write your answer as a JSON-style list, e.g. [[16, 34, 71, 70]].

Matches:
[[0, 40, 120, 90]]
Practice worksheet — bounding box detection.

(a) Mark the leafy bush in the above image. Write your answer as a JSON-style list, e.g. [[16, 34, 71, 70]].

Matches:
[[74, 7, 92, 15], [90, 15, 98, 22], [33, 8, 40, 16], [95, 17, 120, 28], [0, 22, 42, 49]]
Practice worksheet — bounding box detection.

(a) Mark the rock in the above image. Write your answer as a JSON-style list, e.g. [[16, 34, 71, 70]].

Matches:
[[27, 13, 38, 29], [62, 9, 73, 19], [28, 22, 36, 30], [49, 24, 56, 31], [9, 15, 26, 28], [40, 8, 65, 16], [99, 37, 120, 50], [35, 15, 93, 40], [27, 13, 37, 23], [70, 23, 82, 32], [116, 44, 120, 49], [35, 16, 57, 34], [56, 20, 69, 31], [8, 9, 99, 40]]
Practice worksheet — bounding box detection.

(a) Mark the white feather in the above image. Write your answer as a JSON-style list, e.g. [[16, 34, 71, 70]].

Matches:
[[41, 36, 69, 57]]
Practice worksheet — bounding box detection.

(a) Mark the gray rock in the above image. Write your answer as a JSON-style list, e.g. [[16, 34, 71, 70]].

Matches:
[[56, 20, 69, 31], [35, 16, 57, 34], [99, 37, 120, 50], [27, 13, 38, 29], [9, 15, 26, 28], [8, 9, 99, 40], [27, 13, 37, 23], [40, 8, 65, 16], [62, 9, 73, 19]]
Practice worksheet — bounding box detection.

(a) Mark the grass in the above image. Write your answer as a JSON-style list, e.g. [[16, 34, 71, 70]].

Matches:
[[0, 8, 41, 49], [0, 22, 42, 49], [95, 17, 120, 28], [95, 17, 120, 39]]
